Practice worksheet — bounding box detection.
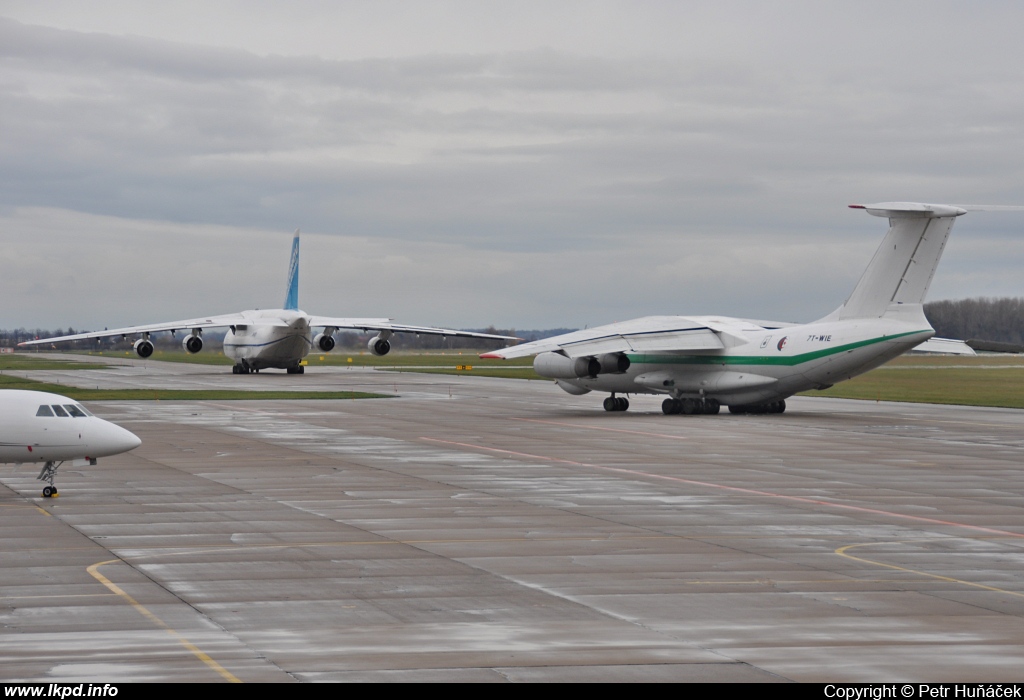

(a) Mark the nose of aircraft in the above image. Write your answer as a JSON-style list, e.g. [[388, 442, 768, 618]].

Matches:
[[98, 420, 142, 455]]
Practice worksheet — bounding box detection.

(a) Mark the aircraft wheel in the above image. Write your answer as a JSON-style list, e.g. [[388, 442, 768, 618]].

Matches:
[[618, 398, 629, 411], [42, 486, 55, 498], [603, 397, 617, 412], [777, 400, 786, 414], [298, 366, 304, 374], [232, 365, 240, 374], [662, 398, 678, 415], [704, 398, 720, 415], [680, 398, 699, 415], [728, 404, 746, 415]]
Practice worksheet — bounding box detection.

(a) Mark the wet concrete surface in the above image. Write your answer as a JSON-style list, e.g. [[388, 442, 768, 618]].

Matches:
[[2, 356, 1023, 682]]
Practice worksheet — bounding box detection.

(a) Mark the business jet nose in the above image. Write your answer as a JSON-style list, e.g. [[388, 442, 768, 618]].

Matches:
[[100, 421, 142, 455], [119, 428, 143, 452]]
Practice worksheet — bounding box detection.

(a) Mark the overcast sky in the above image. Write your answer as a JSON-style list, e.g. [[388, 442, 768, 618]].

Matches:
[[2, 1, 1023, 332]]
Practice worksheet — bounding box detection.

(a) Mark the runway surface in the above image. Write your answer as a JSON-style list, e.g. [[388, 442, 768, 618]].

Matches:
[[2, 356, 1024, 682]]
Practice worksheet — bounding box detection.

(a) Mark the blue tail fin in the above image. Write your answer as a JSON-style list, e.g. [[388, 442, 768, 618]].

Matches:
[[283, 230, 300, 311]]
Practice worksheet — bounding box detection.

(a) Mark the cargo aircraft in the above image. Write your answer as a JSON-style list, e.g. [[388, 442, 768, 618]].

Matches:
[[484, 202, 1000, 415], [0, 390, 141, 497], [21, 232, 517, 373]]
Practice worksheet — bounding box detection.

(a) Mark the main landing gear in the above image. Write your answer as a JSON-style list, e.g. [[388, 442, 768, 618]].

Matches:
[[232, 362, 263, 374], [661, 398, 721, 415], [286, 365, 305, 374], [38, 461, 60, 498], [603, 395, 629, 412]]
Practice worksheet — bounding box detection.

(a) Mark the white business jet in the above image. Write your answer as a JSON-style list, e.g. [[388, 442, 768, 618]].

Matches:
[[0, 390, 141, 497], [484, 202, 1002, 415], [21, 232, 517, 373]]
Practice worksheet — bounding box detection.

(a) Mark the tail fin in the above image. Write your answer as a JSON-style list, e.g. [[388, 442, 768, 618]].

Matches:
[[283, 229, 300, 311], [833, 203, 966, 321]]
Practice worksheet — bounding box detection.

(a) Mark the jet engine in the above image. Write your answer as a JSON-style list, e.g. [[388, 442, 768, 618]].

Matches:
[[314, 333, 336, 352], [595, 352, 630, 374], [535, 353, 598, 379], [368, 335, 391, 356], [534, 352, 629, 379], [182, 335, 203, 354], [133, 338, 154, 358]]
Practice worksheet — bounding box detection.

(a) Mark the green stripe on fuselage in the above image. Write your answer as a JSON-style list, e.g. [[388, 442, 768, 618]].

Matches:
[[628, 330, 929, 367]]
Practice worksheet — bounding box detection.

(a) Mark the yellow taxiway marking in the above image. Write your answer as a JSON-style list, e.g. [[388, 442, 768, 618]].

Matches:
[[87, 559, 241, 683], [836, 541, 1024, 600], [0, 504, 52, 516]]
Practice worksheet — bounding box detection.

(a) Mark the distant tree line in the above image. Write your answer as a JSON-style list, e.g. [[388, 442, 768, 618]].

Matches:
[[924, 297, 1024, 344]]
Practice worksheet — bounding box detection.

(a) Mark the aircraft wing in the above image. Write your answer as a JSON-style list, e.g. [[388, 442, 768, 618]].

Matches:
[[308, 316, 519, 341], [481, 316, 725, 359], [18, 313, 255, 346]]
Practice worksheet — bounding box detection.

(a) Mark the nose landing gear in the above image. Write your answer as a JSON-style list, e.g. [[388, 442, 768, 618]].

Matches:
[[37, 461, 60, 498]]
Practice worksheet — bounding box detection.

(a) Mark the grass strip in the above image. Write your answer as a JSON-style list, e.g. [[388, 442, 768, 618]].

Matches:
[[802, 366, 1024, 409], [0, 355, 109, 370]]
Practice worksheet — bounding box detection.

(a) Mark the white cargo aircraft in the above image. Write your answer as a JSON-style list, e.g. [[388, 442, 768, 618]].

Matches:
[[0, 390, 141, 497], [21, 232, 517, 373], [484, 202, 999, 415]]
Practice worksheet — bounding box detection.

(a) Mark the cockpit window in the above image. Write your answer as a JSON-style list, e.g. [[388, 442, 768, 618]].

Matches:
[[51, 405, 69, 417], [75, 404, 93, 417], [36, 405, 54, 417], [64, 404, 87, 418]]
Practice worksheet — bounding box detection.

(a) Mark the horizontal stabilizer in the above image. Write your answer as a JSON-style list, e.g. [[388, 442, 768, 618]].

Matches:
[[849, 202, 966, 218], [912, 337, 977, 356]]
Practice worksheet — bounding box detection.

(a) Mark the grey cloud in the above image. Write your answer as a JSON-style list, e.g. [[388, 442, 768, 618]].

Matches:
[[2, 6, 1024, 330]]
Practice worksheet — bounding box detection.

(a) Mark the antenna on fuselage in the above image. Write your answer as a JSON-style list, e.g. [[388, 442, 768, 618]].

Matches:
[[283, 229, 300, 311]]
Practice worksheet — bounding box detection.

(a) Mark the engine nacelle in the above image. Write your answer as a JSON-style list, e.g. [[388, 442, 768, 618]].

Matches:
[[182, 335, 203, 354], [595, 352, 630, 374], [133, 338, 154, 358], [368, 336, 391, 356], [534, 352, 599, 379], [314, 333, 336, 352]]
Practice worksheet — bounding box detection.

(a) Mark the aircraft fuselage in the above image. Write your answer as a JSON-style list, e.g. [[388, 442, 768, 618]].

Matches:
[[222, 309, 313, 370], [550, 315, 933, 406], [0, 390, 141, 464]]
